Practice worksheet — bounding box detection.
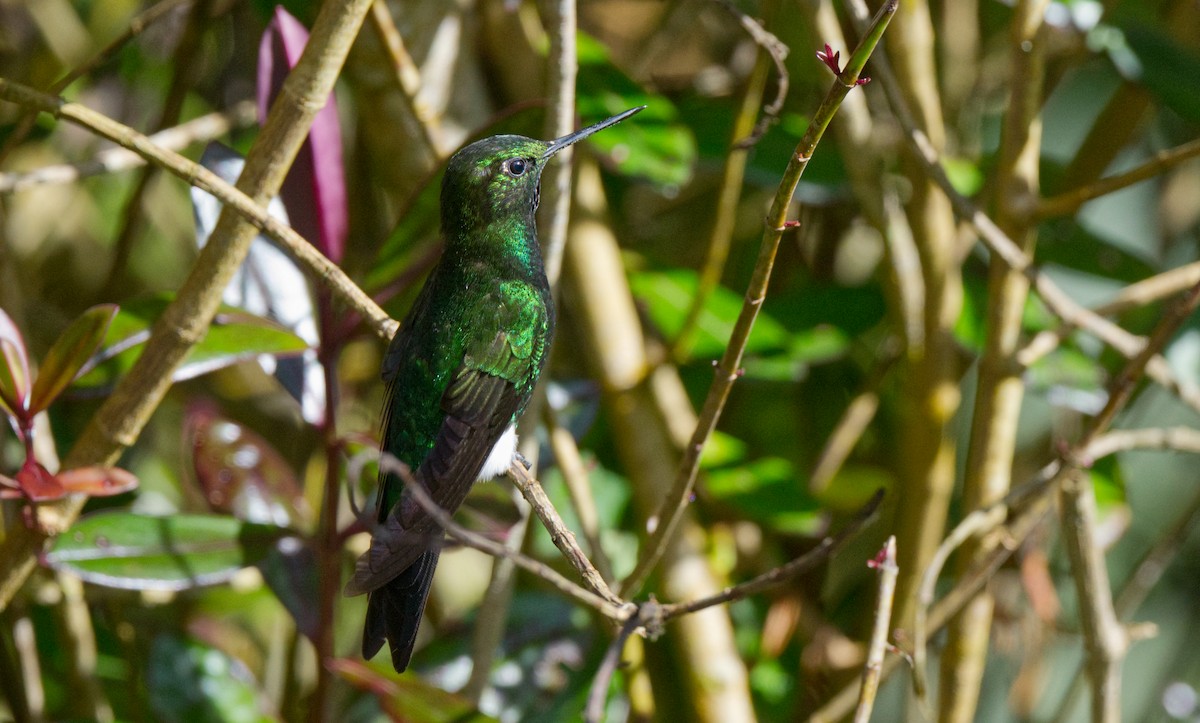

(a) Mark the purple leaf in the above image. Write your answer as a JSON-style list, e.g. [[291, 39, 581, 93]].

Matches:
[[257, 6, 348, 263], [0, 307, 31, 418]]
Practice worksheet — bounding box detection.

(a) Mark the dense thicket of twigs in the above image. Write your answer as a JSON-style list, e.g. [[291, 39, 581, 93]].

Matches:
[[2, 1, 1199, 722]]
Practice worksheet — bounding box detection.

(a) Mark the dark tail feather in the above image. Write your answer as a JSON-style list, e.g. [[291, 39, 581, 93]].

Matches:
[[362, 547, 441, 672]]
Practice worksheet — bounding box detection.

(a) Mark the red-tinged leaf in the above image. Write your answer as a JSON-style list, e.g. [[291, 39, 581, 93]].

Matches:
[[30, 305, 118, 414], [186, 403, 310, 529], [0, 308, 31, 417], [328, 659, 498, 723], [257, 6, 347, 262], [56, 466, 139, 497], [16, 460, 65, 502]]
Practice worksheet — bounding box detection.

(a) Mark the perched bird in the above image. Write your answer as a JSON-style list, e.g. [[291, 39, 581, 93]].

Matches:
[[345, 106, 645, 672]]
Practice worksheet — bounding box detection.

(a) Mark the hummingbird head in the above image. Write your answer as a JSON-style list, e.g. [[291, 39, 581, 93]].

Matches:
[[439, 106, 645, 240]]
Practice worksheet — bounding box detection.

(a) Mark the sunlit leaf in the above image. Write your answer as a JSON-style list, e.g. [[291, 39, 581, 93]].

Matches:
[[0, 307, 31, 417], [72, 296, 309, 394], [186, 404, 310, 529], [258, 6, 347, 262], [46, 512, 284, 591], [147, 635, 273, 723], [576, 32, 696, 188], [30, 304, 117, 414], [330, 658, 498, 722], [628, 268, 789, 359]]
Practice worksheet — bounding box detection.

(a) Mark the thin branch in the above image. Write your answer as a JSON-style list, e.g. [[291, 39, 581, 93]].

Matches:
[[1091, 261, 1200, 318], [1084, 426, 1200, 459], [714, 0, 788, 149], [854, 537, 898, 723], [1058, 470, 1127, 723], [584, 613, 644, 723], [0, 102, 257, 194], [0, 79, 394, 343], [508, 458, 622, 606], [381, 455, 629, 621], [659, 490, 884, 620], [1038, 136, 1200, 219], [620, 0, 899, 599]]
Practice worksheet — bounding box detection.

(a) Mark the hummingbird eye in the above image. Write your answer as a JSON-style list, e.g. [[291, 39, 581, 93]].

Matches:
[[505, 158, 529, 177]]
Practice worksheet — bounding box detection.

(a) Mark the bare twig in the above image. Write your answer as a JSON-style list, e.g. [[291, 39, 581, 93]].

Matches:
[[715, 0, 788, 148], [0, 102, 257, 194], [1039, 136, 1200, 219], [621, 0, 899, 598], [854, 537, 898, 723], [1059, 471, 1127, 723], [380, 455, 629, 621], [584, 612, 645, 723], [659, 490, 884, 620], [508, 458, 622, 606], [1084, 427, 1200, 459]]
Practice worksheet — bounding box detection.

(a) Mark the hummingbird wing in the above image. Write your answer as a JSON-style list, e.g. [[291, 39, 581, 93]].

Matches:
[[344, 330, 528, 597]]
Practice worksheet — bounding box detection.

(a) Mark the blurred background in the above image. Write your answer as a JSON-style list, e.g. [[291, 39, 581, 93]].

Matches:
[[1, 0, 1199, 721]]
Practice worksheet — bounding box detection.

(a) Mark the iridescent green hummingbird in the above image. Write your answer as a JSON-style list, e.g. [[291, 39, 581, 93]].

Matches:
[[345, 106, 644, 672]]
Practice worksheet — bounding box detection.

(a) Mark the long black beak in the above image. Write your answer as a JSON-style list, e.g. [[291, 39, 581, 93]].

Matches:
[[542, 106, 646, 160]]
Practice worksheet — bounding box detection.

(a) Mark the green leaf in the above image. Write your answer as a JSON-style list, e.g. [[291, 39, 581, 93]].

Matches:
[[147, 635, 273, 723], [73, 296, 309, 393], [629, 268, 789, 359], [30, 304, 117, 414], [46, 512, 284, 591], [576, 32, 696, 188]]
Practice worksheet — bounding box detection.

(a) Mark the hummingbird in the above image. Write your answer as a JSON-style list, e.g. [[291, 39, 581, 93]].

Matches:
[[345, 106, 644, 672]]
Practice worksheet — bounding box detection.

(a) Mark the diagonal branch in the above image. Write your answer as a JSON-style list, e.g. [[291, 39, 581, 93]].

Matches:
[[620, 0, 899, 598]]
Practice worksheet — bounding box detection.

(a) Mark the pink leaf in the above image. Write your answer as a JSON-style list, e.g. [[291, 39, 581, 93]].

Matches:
[[257, 6, 348, 263], [15, 460, 65, 502], [56, 466, 139, 497]]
